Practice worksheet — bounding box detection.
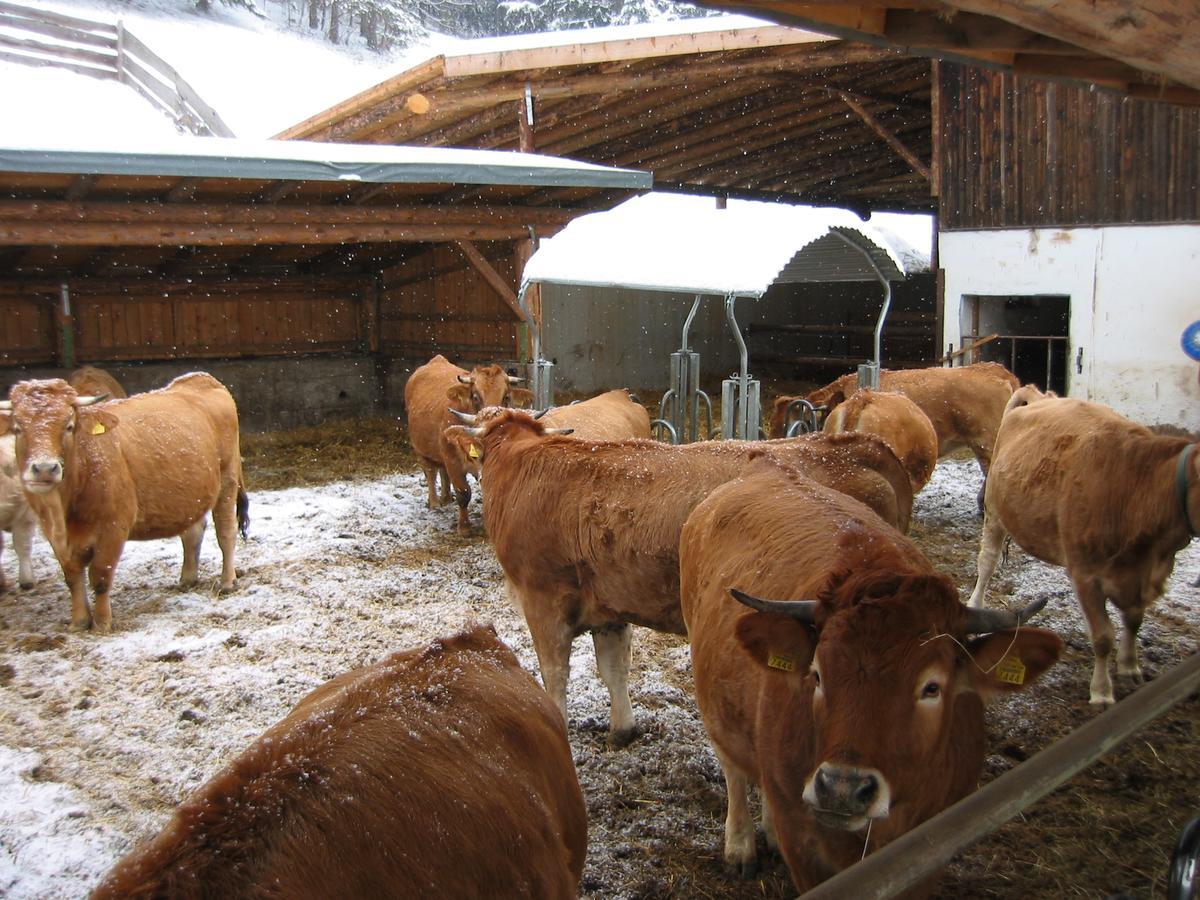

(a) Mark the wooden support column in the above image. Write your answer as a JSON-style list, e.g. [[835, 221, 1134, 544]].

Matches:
[[54, 283, 75, 369], [519, 82, 535, 153], [454, 240, 523, 321], [514, 235, 541, 363], [830, 88, 932, 182]]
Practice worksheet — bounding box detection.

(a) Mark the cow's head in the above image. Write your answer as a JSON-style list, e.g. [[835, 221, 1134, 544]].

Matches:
[[0, 379, 117, 494], [730, 575, 1061, 846], [445, 365, 529, 413], [444, 407, 571, 475]]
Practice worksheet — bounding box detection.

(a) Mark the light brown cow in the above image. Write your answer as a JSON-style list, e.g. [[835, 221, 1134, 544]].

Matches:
[[449, 389, 652, 481], [0, 373, 247, 633], [68, 365, 128, 400], [446, 409, 913, 746], [968, 394, 1199, 706], [404, 353, 530, 532], [682, 455, 1061, 890], [91, 624, 587, 900], [824, 389, 939, 492], [0, 433, 37, 592], [770, 363, 1019, 482]]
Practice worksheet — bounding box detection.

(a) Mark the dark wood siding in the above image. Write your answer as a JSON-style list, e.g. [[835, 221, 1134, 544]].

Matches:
[[938, 63, 1200, 230]]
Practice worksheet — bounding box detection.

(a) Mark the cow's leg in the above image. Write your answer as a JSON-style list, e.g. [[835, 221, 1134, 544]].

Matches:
[[1074, 576, 1115, 706], [419, 459, 441, 508], [967, 513, 1007, 608], [56, 549, 91, 631], [524, 601, 574, 726], [591, 624, 637, 748], [438, 466, 452, 504], [13, 515, 35, 590], [1116, 604, 1145, 686], [445, 457, 472, 534], [713, 744, 757, 877], [761, 791, 779, 851], [87, 537, 124, 635], [179, 518, 206, 588], [213, 488, 239, 592]]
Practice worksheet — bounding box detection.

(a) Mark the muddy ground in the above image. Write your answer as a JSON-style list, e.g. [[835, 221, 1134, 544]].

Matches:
[[0, 416, 1197, 898]]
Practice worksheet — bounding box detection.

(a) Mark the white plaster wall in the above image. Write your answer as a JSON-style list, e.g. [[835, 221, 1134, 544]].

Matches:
[[939, 225, 1200, 431]]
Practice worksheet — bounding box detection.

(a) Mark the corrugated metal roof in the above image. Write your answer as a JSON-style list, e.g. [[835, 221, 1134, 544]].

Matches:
[[521, 193, 915, 297]]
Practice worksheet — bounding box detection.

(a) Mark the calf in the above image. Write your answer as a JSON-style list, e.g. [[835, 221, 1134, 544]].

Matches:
[[91, 625, 587, 899], [824, 389, 939, 492], [969, 394, 1199, 705], [0, 373, 247, 633], [446, 409, 913, 745], [404, 353, 530, 532], [682, 455, 1061, 891], [0, 433, 36, 592]]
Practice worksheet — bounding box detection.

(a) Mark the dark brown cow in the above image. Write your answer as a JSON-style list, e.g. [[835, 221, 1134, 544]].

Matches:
[[969, 393, 1199, 706], [446, 409, 913, 745], [0, 373, 246, 633], [91, 624, 587, 900], [824, 389, 939, 492], [68, 365, 128, 399], [682, 455, 1061, 891], [448, 388, 652, 481], [404, 353, 530, 532], [770, 363, 1019, 482]]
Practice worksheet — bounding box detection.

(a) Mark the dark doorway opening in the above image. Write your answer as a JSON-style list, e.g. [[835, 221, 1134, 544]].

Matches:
[[961, 294, 1069, 393]]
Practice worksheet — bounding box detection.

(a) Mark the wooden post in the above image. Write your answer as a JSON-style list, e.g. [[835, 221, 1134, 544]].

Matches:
[[519, 82, 535, 153], [514, 235, 541, 363], [55, 283, 75, 368]]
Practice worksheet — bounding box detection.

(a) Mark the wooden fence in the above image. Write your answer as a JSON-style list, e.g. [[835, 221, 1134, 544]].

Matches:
[[0, 0, 234, 137]]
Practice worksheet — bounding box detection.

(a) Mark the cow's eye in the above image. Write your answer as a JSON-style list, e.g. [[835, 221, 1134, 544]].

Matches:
[[65, 421, 75, 434], [921, 681, 941, 699], [811, 668, 821, 687]]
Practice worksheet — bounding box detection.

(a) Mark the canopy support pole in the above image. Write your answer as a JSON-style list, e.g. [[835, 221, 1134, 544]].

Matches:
[[517, 282, 553, 409], [832, 231, 892, 390]]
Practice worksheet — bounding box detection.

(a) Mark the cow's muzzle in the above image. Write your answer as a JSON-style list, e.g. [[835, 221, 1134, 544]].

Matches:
[[804, 763, 891, 831], [24, 459, 63, 492]]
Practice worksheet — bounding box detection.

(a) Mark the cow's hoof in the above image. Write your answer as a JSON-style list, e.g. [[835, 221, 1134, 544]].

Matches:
[[218, 582, 237, 596], [1088, 694, 1115, 708], [607, 725, 640, 750], [724, 856, 758, 879], [19, 581, 34, 591], [69, 619, 92, 633], [93, 620, 112, 635], [1117, 671, 1145, 687]]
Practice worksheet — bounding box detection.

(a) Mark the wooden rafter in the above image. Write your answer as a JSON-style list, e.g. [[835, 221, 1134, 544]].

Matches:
[[454, 240, 523, 320], [830, 88, 931, 180]]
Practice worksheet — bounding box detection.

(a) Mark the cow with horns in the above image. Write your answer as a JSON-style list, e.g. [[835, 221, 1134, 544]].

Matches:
[[91, 625, 588, 899], [0, 373, 247, 633], [682, 454, 1061, 891], [404, 354, 530, 533], [445, 408, 914, 746], [969, 388, 1199, 706]]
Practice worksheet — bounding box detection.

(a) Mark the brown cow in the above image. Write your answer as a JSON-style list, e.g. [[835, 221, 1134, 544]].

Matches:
[[448, 388, 651, 481], [0, 373, 247, 633], [446, 409, 913, 746], [68, 365, 128, 399], [824, 389, 939, 492], [404, 353, 530, 533], [770, 363, 1018, 483], [968, 394, 1199, 706], [682, 454, 1061, 890], [0, 433, 37, 591], [91, 624, 587, 900]]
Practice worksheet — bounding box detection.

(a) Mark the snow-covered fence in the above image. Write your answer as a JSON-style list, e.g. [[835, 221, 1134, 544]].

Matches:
[[0, 0, 233, 137]]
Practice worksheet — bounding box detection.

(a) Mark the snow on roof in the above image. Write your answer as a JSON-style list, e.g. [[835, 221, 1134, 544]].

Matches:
[[522, 193, 925, 298], [0, 134, 652, 189]]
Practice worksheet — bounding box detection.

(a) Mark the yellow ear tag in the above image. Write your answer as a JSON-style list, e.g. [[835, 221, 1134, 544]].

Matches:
[[90, 422, 107, 435], [468, 444, 480, 459], [767, 652, 796, 672], [995, 656, 1026, 685]]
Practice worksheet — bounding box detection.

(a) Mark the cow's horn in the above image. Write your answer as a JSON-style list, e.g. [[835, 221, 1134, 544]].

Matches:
[[729, 587, 818, 624], [448, 409, 477, 424], [507, 375, 524, 384], [0, 400, 10, 410], [963, 595, 1049, 634], [75, 394, 108, 406], [456, 374, 474, 385], [545, 427, 574, 435], [532, 408, 550, 420]]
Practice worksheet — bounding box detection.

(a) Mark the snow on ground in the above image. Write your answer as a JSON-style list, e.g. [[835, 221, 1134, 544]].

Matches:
[[0, 457, 1197, 898]]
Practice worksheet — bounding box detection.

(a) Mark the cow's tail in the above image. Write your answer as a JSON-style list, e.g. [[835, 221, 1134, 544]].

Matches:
[[236, 484, 250, 539]]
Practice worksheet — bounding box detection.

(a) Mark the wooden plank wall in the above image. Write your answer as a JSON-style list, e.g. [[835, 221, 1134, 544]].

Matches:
[[0, 278, 365, 365], [938, 63, 1200, 229], [380, 242, 521, 364]]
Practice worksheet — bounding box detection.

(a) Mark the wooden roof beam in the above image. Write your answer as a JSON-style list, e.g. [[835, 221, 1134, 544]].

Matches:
[[829, 88, 931, 180], [455, 240, 523, 320], [882, 9, 1094, 56]]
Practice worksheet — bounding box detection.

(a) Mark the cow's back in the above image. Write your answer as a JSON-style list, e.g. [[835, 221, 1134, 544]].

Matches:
[[879, 364, 1017, 455], [98, 373, 241, 540], [91, 625, 586, 899], [68, 365, 127, 399], [404, 355, 466, 463], [542, 390, 652, 441], [825, 390, 938, 492]]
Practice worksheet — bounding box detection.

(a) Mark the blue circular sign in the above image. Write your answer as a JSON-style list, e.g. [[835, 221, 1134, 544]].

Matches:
[[1184, 321, 1200, 361]]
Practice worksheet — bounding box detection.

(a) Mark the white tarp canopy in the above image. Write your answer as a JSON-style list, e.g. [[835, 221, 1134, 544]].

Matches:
[[520, 193, 919, 298]]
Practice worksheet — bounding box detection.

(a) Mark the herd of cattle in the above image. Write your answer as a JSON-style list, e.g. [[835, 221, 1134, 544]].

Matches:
[[0, 353, 1196, 896]]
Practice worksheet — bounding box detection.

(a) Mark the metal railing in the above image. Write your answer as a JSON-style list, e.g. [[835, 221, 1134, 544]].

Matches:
[[0, 0, 234, 136]]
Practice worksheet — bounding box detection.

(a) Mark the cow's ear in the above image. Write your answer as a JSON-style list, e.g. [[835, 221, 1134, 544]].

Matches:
[[964, 628, 1063, 703], [735, 612, 817, 676], [446, 384, 472, 407], [442, 425, 480, 460], [509, 387, 534, 409], [78, 408, 119, 436]]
